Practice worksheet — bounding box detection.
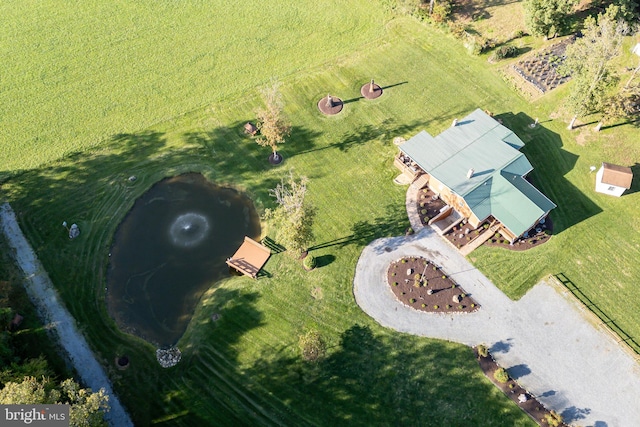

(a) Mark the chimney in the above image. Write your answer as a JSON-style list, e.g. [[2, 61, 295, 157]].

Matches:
[[466, 168, 474, 179]]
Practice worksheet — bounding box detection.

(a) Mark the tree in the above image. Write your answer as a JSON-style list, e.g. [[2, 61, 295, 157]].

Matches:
[[264, 171, 315, 256], [0, 376, 109, 427], [598, 84, 640, 129], [524, 0, 578, 38], [560, 8, 628, 129], [255, 82, 291, 163]]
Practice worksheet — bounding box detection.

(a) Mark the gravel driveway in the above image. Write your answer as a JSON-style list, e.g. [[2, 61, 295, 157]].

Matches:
[[354, 227, 640, 427], [1, 203, 133, 427]]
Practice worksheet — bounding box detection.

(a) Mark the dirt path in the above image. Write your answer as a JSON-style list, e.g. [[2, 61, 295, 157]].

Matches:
[[0, 203, 134, 427]]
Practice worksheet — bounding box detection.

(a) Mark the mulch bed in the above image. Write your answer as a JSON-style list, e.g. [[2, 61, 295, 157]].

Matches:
[[474, 347, 567, 426], [483, 216, 553, 251], [415, 187, 446, 226], [387, 256, 479, 313], [360, 83, 383, 99], [415, 186, 553, 252], [317, 95, 343, 115], [268, 152, 284, 165]]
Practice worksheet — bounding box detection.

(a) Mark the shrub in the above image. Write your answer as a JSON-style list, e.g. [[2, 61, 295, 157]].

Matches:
[[494, 368, 509, 383], [421, 303, 426, 308], [392, 272, 396, 276], [544, 411, 563, 427], [465, 35, 493, 55], [458, 305, 463, 309], [451, 284, 456, 289], [414, 274, 421, 280], [442, 275, 446, 279], [303, 254, 317, 270], [446, 304, 451, 309], [509, 383, 515, 389], [401, 259, 407, 263], [434, 305, 439, 309], [476, 344, 489, 358], [430, 1, 452, 23], [511, 29, 526, 40], [409, 298, 416, 304], [491, 45, 518, 61], [448, 21, 467, 39], [393, 282, 398, 286], [471, 303, 476, 308], [433, 266, 437, 270], [298, 330, 326, 362], [421, 209, 427, 215]]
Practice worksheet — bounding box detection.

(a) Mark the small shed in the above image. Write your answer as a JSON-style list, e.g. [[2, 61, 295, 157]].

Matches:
[[226, 236, 271, 278], [244, 122, 258, 136], [595, 162, 633, 197]]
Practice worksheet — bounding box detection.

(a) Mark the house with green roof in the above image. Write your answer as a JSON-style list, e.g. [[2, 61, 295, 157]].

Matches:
[[399, 109, 556, 243]]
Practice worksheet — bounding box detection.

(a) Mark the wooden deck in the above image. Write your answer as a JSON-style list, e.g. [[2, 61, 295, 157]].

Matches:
[[226, 237, 271, 279]]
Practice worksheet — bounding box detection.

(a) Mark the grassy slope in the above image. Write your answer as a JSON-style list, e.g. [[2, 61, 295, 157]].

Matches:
[[2, 13, 536, 425], [0, 0, 387, 172], [2, 1, 640, 425]]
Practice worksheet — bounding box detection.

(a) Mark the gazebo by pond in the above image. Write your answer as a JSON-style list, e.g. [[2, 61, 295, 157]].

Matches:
[[226, 236, 271, 278]]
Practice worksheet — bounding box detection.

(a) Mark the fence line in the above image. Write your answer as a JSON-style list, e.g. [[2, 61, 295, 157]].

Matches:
[[549, 273, 640, 360]]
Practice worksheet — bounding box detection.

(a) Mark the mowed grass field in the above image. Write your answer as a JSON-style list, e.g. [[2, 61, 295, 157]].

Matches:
[[0, 0, 388, 173], [2, 1, 640, 425]]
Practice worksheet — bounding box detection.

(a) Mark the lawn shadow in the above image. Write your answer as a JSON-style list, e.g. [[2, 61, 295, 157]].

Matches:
[[241, 324, 534, 425], [380, 81, 408, 90], [496, 112, 602, 234], [624, 163, 640, 195], [308, 203, 409, 251], [262, 236, 286, 254], [296, 118, 426, 157], [342, 96, 363, 104], [158, 287, 273, 425], [314, 254, 335, 268]]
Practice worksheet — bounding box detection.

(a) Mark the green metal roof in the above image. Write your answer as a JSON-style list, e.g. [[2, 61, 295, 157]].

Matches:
[[400, 109, 556, 237]]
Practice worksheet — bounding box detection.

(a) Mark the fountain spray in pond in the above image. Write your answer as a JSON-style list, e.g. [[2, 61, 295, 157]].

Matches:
[[168, 213, 210, 248]]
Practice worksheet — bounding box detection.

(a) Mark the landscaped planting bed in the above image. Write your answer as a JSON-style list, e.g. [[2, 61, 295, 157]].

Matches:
[[387, 256, 479, 313]]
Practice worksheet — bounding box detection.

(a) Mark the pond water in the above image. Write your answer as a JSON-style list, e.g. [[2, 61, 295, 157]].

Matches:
[[106, 173, 260, 347]]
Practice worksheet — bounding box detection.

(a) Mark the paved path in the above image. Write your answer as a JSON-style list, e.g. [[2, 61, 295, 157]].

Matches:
[[0, 203, 134, 427], [353, 227, 640, 427]]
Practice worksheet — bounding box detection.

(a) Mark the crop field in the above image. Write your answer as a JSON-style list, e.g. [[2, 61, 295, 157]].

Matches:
[[2, 1, 640, 426]]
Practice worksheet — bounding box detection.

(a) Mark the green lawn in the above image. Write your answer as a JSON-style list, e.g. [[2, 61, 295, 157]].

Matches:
[[0, 0, 388, 173], [2, 1, 640, 426]]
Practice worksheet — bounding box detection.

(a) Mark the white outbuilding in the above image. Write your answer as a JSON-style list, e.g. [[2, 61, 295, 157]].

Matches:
[[595, 162, 633, 197]]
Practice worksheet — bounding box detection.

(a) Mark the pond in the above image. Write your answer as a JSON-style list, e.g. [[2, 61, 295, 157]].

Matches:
[[106, 173, 261, 347]]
